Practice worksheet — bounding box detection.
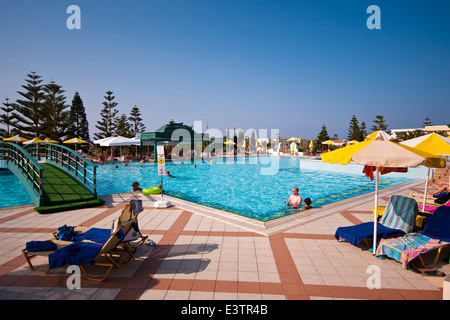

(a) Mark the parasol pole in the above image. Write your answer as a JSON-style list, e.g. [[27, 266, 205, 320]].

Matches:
[[422, 168, 430, 212], [372, 166, 380, 255]]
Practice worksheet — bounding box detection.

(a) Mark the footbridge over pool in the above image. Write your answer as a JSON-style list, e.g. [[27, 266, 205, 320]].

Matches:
[[0, 142, 104, 214]]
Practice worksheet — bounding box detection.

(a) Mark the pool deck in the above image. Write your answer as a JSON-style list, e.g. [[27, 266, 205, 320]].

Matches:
[[0, 178, 448, 301]]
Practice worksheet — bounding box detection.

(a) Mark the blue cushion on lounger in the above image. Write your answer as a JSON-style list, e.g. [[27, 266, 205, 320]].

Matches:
[[334, 222, 405, 247]]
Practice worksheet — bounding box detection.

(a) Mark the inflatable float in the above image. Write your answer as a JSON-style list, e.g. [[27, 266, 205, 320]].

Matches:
[[142, 187, 162, 195]]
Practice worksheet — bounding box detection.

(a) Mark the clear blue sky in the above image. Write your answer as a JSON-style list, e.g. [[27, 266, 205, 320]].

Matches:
[[1, 0, 449, 140]]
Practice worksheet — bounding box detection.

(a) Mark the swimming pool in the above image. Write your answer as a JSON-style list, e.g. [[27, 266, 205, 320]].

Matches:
[[0, 156, 413, 221]]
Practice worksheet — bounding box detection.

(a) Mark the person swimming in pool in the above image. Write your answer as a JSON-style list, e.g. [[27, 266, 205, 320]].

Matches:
[[166, 170, 174, 177], [284, 187, 302, 208], [131, 181, 142, 192], [302, 198, 312, 211]]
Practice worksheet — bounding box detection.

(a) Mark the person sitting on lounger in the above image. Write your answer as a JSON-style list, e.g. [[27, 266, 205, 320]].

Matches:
[[431, 183, 449, 196], [284, 187, 302, 208]]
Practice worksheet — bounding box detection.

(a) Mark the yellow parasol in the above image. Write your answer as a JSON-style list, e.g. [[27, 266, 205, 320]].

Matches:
[[3, 135, 28, 143], [63, 138, 87, 144], [287, 137, 301, 141], [43, 138, 59, 143], [23, 137, 44, 145], [401, 133, 450, 210], [365, 130, 393, 141]]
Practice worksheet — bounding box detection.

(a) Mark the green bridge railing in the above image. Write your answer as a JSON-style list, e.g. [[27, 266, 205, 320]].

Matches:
[[24, 143, 97, 198], [0, 142, 44, 206]]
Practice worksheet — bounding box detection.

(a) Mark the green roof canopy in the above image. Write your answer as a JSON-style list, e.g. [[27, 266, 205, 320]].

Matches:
[[140, 121, 210, 144]]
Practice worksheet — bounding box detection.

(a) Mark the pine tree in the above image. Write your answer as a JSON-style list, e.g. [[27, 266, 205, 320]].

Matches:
[[115, 114, 132, 137], [12, 72, 45, 139], [423, 117, 433, 127], [347, 115, 360, 141], [358, 121, 367, 141], [94, 91, 119, 140], [0, 98, 18, 138], [68, 92, 90, 141], [315, 125, 330, 152], [128, 105, 146, 137], [42, 81, 71, 140], [249, 130, 256, 148], [371, 115, 388, 132]]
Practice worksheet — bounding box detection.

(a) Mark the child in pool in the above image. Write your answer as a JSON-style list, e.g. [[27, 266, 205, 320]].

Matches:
[[131, 181, 142, 192]]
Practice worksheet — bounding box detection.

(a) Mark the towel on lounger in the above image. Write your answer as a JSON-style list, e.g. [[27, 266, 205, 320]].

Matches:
[[375, 233, 440, 267], [55, 225, 77, 241], [26, 241, 57, 252], [48, 241, 102, 269], [129, 199, 143, 216], [72, 228, 112, 244]]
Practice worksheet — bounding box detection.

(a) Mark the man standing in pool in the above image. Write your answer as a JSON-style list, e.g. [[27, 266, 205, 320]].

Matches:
[[284, 187, 302, 208]]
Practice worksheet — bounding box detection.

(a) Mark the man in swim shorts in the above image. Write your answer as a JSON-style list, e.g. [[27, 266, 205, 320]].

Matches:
[[284, 187, 302, 208]]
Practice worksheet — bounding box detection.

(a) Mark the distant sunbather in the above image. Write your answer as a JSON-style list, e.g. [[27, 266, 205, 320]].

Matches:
[[431, 183, 449, 196]]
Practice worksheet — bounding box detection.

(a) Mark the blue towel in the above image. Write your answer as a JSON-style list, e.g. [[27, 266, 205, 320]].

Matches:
[[335, 222, 405, 247], [72, 228, 112, 243], [26, 241, 57, 252], [421, 206, 450, 242], [48, 241, 102, 269], [129, 199, 143, 216], [55, 225, 77, 241], [433, 192, 448, 199]]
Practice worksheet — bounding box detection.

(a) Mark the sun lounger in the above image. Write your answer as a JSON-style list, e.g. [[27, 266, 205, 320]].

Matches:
[[23, 219, 136, 281], [376, 206, 450, 268], [335, 195, 418, 248], [54, 200, 149, 252]]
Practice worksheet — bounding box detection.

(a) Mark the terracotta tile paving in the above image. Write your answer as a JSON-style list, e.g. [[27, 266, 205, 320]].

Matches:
[[0, 179, 449, 303]]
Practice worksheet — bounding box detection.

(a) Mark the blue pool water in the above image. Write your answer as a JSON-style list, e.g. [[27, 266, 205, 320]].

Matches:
[[0, 157, 413, 221]]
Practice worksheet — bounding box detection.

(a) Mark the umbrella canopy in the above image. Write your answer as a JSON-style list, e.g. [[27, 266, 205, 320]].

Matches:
[[3, 135, 27, 143], [104, 136, 140, 147], [346, 140, 359, 146], [43, 138, 59, 143], [401, 133, 450, 156], [94, 136, 115, 145], [308, 140, 314, 149], [287, 137, 301, 141], [23, 137, 44, 145], [64, 138, 87, 144], [365, 130, 392, 141], [400, 133, 450, 210], [224, 140, 236, 145], [321, 131, 446, 254], [322, 131, 445, 168]]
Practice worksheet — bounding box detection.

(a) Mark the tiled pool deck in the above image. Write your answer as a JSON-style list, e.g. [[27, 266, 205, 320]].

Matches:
[[0, 178, 448, 301]]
